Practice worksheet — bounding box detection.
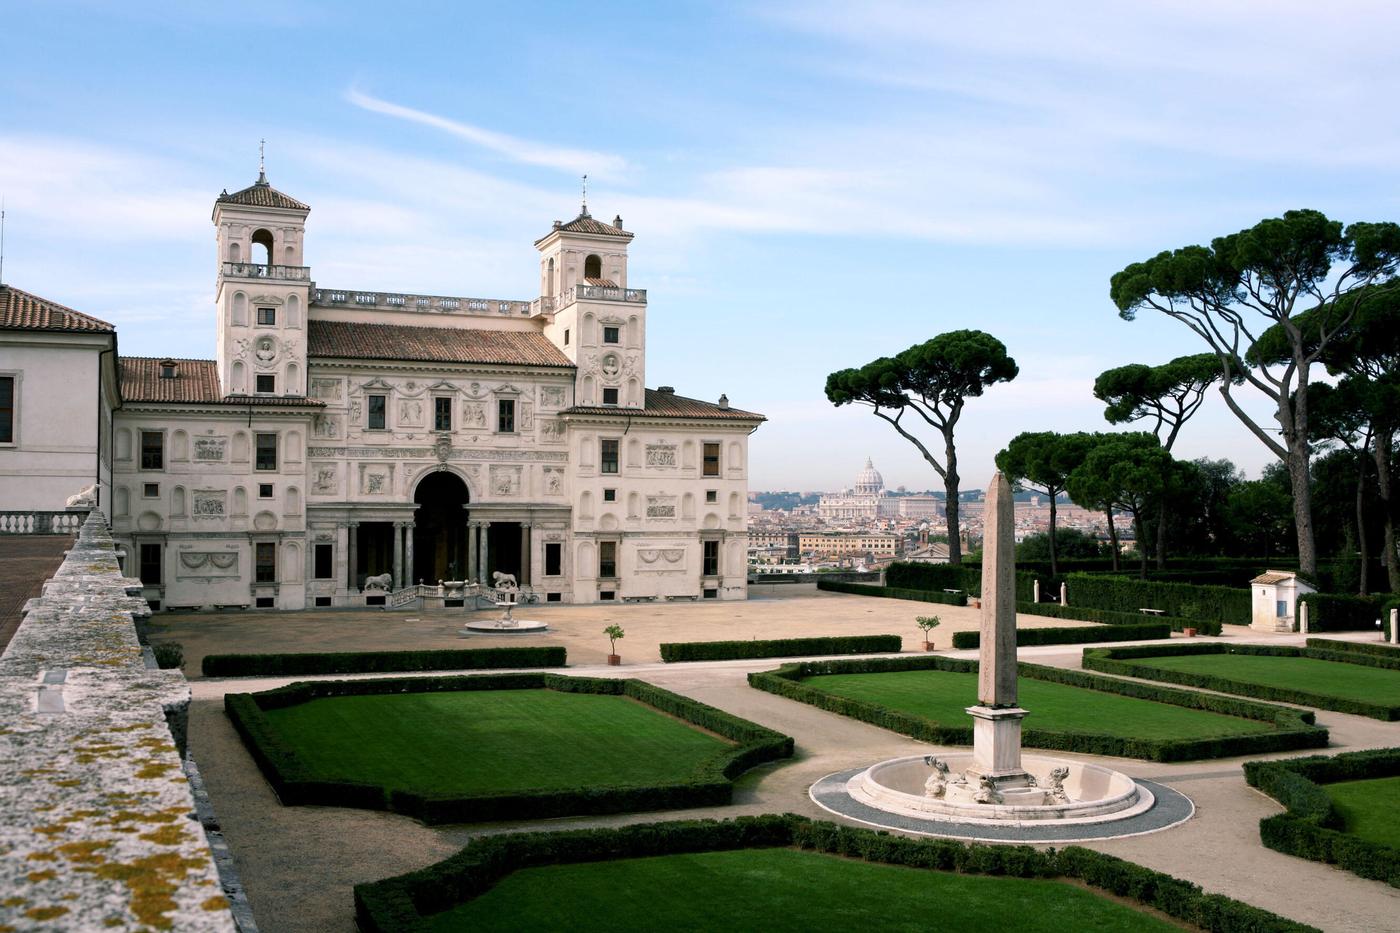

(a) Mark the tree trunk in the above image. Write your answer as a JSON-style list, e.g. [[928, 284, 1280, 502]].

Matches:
[[1282, 364, 1319, 577], [944, 435, 962, 566], [1106, 509, 1120, 572], [1155, 500, 1168, 571], [1355, 451, 1369, 596], [1374, 432, 1399, 594], [1048, 494, 1059, 578], [1132, 507, 1148, 579]]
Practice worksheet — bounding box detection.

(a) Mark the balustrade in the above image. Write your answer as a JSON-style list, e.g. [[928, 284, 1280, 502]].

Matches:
[[221, 261, 310, 281], [0, 510, 87, 535]]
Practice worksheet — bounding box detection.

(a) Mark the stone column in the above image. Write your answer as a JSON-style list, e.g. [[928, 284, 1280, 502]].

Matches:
[[347, 523, 358, 593], [405, 522, 416, 586], [1032, 579, 1040, 603], [477, 520, 490, 584], [1299, 600, 1309, 635], [966, 472, 1030, 786], [392, 521, 404, 589], [1059, 581, 1067, 605], [1391, 607, 1398, 644], [519, 523, 531, 585]]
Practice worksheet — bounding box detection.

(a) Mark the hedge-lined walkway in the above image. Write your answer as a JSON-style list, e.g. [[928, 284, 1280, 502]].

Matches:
[[177, 596, 1400, 933]]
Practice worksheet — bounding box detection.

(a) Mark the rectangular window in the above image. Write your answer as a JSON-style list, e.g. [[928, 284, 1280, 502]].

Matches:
[[602, 387, 619, 406], [257, 306, 276, 326], [258, 483, 273, 498], [141, 431, 164, 470], [564, 328, 570, 346], [255, 542, 277, 583], [600, 438, 619, 474], [255, 373, 276, 394], [705, 489, 718, 503], [703, 540, 720, 576], [599, 590, 615, 601], [314, 543, 334, 580], [255, 433, 278, 471], [603, 325, 620, 344], [139, 543, 162, 585], [434, 397, 453, 432], [0, 376, 14, 444], [143, 483, 159, 498], [702, 442, 720, 477], [598, 541, 617, 578], [602, 488, 616, 502], [703, 587, 719, 599], [368, 394, 386, 430], [545, 542, 562, 577], [546, 592, 562, 602], [498, 398, 516, 433]]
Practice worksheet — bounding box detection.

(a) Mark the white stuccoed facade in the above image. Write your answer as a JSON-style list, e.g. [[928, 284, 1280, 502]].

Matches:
[[99, 172, 765, 609]]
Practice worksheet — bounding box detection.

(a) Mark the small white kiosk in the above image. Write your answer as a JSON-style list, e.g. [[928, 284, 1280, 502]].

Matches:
[[1249, 571, 1315, 633]]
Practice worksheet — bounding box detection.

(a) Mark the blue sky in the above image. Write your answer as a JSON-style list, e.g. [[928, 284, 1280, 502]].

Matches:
[[4, 1, 1399, 491]]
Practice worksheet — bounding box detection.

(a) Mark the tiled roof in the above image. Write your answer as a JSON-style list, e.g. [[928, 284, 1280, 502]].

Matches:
[[584, 277, 617, 287], [0, 285, 114, 334], [563, 388, 765, 422], [119, 357, 323, 407], [1251, 571, 1297, 585], [536, 211, 634, 244], [215, 174, 310, 212], [307, 319, 574, 368]]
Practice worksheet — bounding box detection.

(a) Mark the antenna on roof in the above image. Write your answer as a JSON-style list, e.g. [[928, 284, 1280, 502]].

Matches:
[[258, 138, 267, 184], [580, 174, 588, 217], [0, 195, 6, 286]]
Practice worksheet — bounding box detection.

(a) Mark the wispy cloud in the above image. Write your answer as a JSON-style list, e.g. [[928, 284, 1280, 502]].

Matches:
[[345, 89, 628, 177]]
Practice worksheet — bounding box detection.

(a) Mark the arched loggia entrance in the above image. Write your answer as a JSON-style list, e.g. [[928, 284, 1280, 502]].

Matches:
[[413, 471, 469, 583]]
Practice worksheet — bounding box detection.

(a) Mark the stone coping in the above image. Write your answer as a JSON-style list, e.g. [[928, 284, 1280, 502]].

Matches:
[[0, 513, 236, 932]]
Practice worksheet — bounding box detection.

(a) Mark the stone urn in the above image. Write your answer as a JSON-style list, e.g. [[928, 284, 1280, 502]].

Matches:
[[1182, 627, 1197, 638]]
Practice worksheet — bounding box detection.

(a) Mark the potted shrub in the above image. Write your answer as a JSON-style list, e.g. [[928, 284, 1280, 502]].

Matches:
[[916, 615, 941, 651], [604, 623, 624, 665]]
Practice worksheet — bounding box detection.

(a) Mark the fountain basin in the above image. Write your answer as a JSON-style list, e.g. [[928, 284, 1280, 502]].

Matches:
[[461, 619, 548, 634], [847, 754, 1151, 826]]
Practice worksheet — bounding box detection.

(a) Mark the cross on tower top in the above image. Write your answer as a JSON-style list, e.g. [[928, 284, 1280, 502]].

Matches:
[[257, 138, 267, 184], [580, 174, 589, 217]]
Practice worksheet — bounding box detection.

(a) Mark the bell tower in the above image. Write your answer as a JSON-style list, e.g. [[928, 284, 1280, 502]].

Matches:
[[537, 198, 646, 409], [211, 159, 312, 399]]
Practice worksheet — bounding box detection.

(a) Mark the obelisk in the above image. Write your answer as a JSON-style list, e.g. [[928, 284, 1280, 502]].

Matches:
[[965, 471, 1031, 788]]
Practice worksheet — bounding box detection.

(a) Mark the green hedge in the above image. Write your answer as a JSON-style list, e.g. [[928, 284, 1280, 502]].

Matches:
[[747, 655, 1324, 762], [884, 562, 979, 593], [1065, 573, 1249, 626], [152, 642, 184, 670], [817, 579, 967, 605], [355, 813, 1317, 933], [203, 645, 566, 677], [1016, 600, 1222, 636], [227, 672, 793, 824], [660, 634, 902, 662], [951, 622, 1170, 650], [1083, 643, 1400, 720], [1305, 638, 1400, 659], [1243, 749, 1400, 888], [1298, 593, 1389, 632]]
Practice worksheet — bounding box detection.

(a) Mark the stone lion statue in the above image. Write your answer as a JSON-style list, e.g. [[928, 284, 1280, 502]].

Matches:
[[66, 483, 98, 508], [363, 573, 393, 591], [491, 571, 518, 590]]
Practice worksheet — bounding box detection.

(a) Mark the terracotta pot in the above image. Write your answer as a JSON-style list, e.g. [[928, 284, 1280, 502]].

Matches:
[[923, 641, 935, 652], [607, 654, 621, 666], [968, 598, 981, 609], [1182, 627, 1197, 638]]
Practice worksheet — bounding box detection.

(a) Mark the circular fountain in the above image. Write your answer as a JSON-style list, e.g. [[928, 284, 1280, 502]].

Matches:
[[460, 578, 548, 634]]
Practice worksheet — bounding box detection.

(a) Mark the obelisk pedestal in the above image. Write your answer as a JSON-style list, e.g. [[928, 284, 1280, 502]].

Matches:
[[964, 472, 1035, 794]]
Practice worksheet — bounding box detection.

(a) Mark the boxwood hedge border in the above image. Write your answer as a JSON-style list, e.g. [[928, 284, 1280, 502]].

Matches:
[[203, 645, 566, 677], [354, 813, 1318, 933], [659, 634, 902, 662], [746, 655, 1325, 761], [817, 579, 967, 605], [1082, 643, 1400, 721], [1242, 748, 1400, 888], [1304, 637, 1400, 660], [226, 672, 793, 825], [950, 621, 1171, 650]]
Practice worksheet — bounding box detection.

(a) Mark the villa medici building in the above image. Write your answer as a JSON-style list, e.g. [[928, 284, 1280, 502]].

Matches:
[[0, 170, 763, 609]]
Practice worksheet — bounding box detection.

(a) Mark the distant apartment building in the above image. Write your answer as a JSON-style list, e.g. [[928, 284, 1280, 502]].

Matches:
[[897, 495, 941, 520], [799, 532, 899, 558]]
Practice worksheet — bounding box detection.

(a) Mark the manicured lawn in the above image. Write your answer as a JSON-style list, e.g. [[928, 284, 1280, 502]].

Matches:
[[1324, 775, 1400, 849], [261, 690, 733, 796], [1140, 654, 1400, 705], [426, 848, 1179, 933], [806, 669, 1275, 739]]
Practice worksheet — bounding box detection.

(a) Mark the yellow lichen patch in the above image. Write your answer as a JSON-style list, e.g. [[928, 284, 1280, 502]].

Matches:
[[104, 724, 148, 733], [56, 840, 112, 864], [1, 897, 27, 907], [135, 761, 176, 780], [138, 825, 186, 846], [202, 895, 230, 911], [20, 768, 58, 777], [52, 779, 83, 788], [104, 918, 124, 927], [25, 870, 57, 882], [87, 851, 209, 930], [26, 851, 58, 863], [32, 825, 65, 836], [24, 906, 70, 922]]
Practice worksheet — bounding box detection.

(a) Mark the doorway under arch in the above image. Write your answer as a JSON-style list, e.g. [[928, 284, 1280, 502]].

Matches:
[[413, 471, 469, 583]]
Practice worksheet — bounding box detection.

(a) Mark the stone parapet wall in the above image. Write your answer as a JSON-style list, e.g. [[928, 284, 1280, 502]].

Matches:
[[0, 512, 236, 931]]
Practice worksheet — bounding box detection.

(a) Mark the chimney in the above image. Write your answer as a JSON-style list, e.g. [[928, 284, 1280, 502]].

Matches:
[[718, 393, 729, 410], [553, 220, 562, 230], [613, 214, 624, 230], [658, 386, 675, 394]]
